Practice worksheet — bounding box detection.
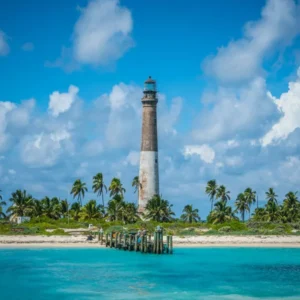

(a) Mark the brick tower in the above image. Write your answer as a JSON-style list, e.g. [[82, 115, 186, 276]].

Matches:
[[138, 76, 159, 213]]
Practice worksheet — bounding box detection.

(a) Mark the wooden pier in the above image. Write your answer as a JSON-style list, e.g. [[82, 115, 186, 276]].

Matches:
[[102, 226, 173, 254]]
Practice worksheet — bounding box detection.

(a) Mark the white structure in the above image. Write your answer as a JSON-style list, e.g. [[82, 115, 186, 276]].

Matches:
[[10, 216, 30, 224], [138, 76, 159, 212]]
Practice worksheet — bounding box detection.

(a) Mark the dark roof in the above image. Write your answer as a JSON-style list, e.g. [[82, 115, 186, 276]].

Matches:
[[145, 76, 156, 83]]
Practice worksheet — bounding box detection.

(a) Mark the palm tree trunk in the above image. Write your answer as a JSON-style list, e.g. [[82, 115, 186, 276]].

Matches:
[[102, 192, 105, 212]]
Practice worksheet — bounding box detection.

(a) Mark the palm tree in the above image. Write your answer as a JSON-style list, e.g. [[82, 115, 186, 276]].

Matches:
[[109, 178, 126, 198], [0, 199, 6, 218], [180, 205, 201, 223], [210, 200, 236, 224], [282, 191, 299, 222], [79, 200, 103, 220], [60, 199, 69, 218], [216, 185, 230, 202], [252, 207, 267, 221], [265, 200, 280, 222], [144, 195, 175, 222], [70, 179, 88, 206], [30, 199, 43, 218], [7, 190, 33, 217], [244, 187, 256, 217], [266, 188, 278, 205], [122, 203, 139, 224], [205, 180, 218, 212], [107, 195, 125, 221], [132, 176, 141, 204], [235, 193, 250, 222], [70, 202, 81, 221], [92, 173, 107, 208], [41, 197, 61, 219]]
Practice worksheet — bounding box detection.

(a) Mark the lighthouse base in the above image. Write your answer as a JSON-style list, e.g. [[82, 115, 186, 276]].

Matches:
[[138, 151, 159, 213]]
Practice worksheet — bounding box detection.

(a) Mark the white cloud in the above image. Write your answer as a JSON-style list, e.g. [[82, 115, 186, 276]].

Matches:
[[225, 156, 243, 167], [105, 83, 142, 148], [0, 30, 9, 56], [48, 85, 79, 117], [108, 83, 141, 111], [124, 151, 140, 166], [73, 0, 133, 66], [8, 169, 16, 175], [183, 144, 215, 164], [261, 68, 300, 146], [159, 96, 182, 135], [7, 98, 35, 128], [227, 140, 239, 148], [21, 42, 34, 51], [20, 129, 72, 167], [0, 101, 16, 151], [203, 0, 300, 83], [193, 77, 278, 143]]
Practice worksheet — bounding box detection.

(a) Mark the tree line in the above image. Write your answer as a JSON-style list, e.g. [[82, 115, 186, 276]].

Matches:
[[205, 180, 300, 223], [0, 175, 300, 224]]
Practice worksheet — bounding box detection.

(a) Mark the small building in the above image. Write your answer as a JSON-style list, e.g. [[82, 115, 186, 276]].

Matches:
[[10, 216, 30, 224]]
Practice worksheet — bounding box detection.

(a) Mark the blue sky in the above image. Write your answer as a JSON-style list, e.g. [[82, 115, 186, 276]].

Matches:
[[1, 0, 300, 217]]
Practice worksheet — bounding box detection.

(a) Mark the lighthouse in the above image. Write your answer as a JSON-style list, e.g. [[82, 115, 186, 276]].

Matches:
[[138, 76, 159, 213]]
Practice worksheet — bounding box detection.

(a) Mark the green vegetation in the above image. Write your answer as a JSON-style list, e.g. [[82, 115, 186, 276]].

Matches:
[[0, 177, 300, 236]]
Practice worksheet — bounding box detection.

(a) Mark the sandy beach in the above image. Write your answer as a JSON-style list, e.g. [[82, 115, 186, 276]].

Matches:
[[1, 235, 300, 248]]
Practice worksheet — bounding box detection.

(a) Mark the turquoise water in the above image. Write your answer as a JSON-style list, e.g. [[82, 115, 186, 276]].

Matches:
[[1, 248, 300, 299]]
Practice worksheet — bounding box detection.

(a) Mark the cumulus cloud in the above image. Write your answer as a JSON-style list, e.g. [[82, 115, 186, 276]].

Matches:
[[193, 77, 278, 143], [21, 42, 34, 51], [105, 83, 142, 148], [203, 0, 300, 83], [183, 144, 215, 164], [48, 85, 79, 117], [159, 97, 182, 135], [8, 169, 16, 175], [20, 129, 72, 167], [73, 0, 133, 65], [261, 68, 300, 146], [0, 102, 16, 150], [0, 30, 9, 56], [124, 151, 140, 166]]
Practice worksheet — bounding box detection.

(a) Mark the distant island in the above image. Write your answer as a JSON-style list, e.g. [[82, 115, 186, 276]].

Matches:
[[0, 174, 300, 247]]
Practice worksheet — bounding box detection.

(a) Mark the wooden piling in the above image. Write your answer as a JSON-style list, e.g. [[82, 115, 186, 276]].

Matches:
[[166, 236, 169, 254], [109, 232, 113, 248], [169, 235, 173, 254], [134, 234, 138, 251]]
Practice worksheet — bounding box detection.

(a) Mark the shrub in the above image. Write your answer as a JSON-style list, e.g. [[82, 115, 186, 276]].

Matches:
[[218, 226, 231, 233], [48, 229, 68, 235], [211, 221, 247, 231]]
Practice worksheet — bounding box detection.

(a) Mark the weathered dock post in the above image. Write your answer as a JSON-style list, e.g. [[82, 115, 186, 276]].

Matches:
[[169, 235, 173, 254], [105, 233, 108, 246], [134, 234, 138, 251], [110, 232, 113, 248], [153, 231, 157, 253], [118, 232, 122, 249], [166, 236, 170, 254], [144, 235, 148, 253]]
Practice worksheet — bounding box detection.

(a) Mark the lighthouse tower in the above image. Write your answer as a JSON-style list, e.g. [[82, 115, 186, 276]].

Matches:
[[138, 76, 159, 213]]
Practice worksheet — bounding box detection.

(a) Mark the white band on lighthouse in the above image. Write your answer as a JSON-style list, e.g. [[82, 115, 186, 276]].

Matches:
[[139, 151, 159, 212]]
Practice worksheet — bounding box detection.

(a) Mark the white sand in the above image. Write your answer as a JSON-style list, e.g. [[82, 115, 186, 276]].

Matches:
[[173, 235, 300, 247], [0, 235, 300, 248]]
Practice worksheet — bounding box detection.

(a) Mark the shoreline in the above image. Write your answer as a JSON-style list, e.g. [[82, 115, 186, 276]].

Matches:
[[0, 235, 300, 248], [0, 243, 300, 249]]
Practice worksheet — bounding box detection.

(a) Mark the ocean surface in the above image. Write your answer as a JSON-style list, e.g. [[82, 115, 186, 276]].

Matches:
[[1, 247, 300, 299]]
